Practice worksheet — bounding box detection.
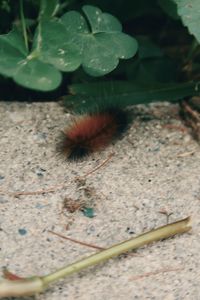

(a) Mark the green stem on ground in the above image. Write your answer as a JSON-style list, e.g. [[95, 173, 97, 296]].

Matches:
[[0, 217, 191, 297]]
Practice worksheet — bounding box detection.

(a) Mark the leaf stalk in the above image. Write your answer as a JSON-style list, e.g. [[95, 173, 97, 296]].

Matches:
[[19, 0, 29, 52]]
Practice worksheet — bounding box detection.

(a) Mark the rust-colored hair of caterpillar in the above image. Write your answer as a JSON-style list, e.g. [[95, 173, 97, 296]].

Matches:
[[57, 108, 130, 160]]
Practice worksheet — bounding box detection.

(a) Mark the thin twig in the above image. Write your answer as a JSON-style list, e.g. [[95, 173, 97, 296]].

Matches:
[[0, 182, 70, 197], [83, 152, 115, 177], [48, 230, 104, 250], [0, 154, 114, 197], [177, 150, 195, 157], [182, 100, 200, 119], [129, 267, 184, 281], [158, 208, 173, 223], [162, 124, 188, 133], [48, 230, 142, 257]]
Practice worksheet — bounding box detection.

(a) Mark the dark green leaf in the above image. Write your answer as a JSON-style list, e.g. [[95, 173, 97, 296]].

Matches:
[[0, 29, 27, 77], [158, 0, 179, 20], [173, 0, 200, 42], [137, 36, 163, 59], [14, 59, 62, 91], [82, 5, 122, 33], [35, 20, 82, 72], [67, 81, 200, 112], [0, 28, 27, 57], [39, 0, 59, 20], [127, 57, 177, 84], [34, 5, 138, 76]]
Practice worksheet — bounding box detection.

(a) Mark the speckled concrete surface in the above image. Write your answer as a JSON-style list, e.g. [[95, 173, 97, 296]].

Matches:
[[0, 101, 200, 300]]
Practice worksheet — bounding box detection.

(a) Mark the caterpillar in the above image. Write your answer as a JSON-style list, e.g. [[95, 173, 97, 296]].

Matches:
[[58, 107, 130, 160]]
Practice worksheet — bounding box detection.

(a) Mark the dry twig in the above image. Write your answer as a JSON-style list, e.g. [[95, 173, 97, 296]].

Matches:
[[129, 267, 184, 281]]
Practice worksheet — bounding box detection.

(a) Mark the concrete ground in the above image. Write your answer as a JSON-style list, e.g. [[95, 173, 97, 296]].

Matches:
[[0, 101, 200, 300]]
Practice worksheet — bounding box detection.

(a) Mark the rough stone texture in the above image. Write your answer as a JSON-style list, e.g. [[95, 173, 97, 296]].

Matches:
[[0, 101, 199, 300]]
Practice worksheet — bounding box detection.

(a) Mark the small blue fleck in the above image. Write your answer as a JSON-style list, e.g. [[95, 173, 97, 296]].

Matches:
[[18, 228, 27, 236], [82, 207, 95, 218], [36, 167, 46, 177], [35, 203, 47, 209]]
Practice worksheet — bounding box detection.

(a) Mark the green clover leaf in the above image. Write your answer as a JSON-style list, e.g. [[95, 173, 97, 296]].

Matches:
[[0, 5, 138, 91], [0, 28, 62, 91], [173, 0, 200, 43]]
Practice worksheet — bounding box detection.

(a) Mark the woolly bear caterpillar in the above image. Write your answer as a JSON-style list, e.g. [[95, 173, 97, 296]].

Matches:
[[58, 107, 130, 160]]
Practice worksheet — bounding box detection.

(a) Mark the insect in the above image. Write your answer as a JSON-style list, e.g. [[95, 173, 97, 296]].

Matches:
[[57, 107, 130, 160]]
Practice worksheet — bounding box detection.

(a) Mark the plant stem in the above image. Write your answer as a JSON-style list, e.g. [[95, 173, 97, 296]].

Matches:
[[19, 0, 28, 52], [42, 216, 191, 285], [0, 216, 191, 297]]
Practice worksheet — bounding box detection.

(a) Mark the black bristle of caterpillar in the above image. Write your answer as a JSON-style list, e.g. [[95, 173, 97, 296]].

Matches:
[[105, 107, 130, 135], [56, 133, 90, 161], [68, 145, 89, 160]]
